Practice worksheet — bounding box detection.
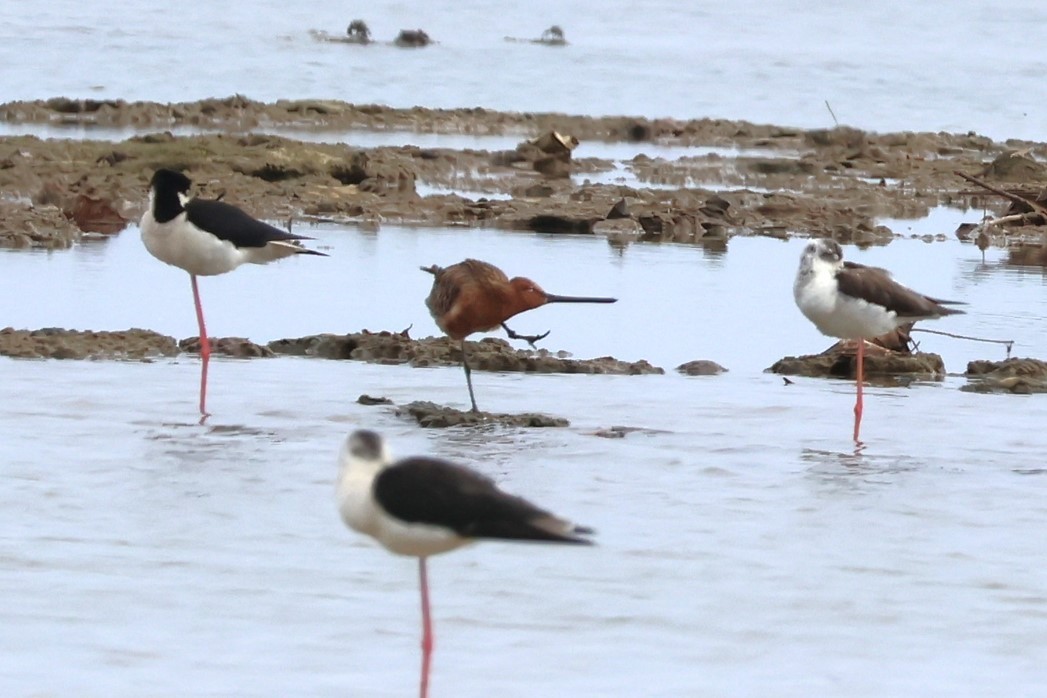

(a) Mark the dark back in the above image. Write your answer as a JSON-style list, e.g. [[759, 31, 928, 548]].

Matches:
[[185, 199, 303, 248], [837, 262, 964, 318], [374, 457, 577, 543]]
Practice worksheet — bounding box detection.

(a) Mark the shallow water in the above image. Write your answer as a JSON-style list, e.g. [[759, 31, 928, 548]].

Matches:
[[2, 1, 1047, 141], [3, 226, 1047, 696], [5, 1, 1047, 694]]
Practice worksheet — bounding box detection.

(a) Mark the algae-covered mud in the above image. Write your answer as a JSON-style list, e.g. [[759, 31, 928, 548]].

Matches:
[[4, 97, 1046, 251], [0, 327, 663, 374]]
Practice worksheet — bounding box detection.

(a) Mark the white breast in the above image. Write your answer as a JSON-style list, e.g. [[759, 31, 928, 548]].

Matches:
[[794, 267, 903, 340], [337, 468, 467, 558], [140, 210, 250, 277], [372, 515, 469, 557]]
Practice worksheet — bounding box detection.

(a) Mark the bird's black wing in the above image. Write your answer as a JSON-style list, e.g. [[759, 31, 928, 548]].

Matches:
[[374, 456, 591, 544], [837, 262, 965, 318], [185, 198, 310, 248]]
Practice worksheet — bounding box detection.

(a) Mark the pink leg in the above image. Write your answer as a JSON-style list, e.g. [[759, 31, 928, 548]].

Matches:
[[419, 557, 433, 698], [853, 338, 864, 443], [190, 275, 211, 418]]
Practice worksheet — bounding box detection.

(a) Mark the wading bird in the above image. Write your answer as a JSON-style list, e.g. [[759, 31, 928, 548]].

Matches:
[[421, 259, 617, 411], [793, 238, 964, 442], [140, 169, 326, 418], [336, 429, 593, 698]]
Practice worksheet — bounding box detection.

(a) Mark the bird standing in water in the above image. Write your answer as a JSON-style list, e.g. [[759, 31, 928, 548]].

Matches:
[[140, 169, 326, 418], [336, 429, 593, 698], [793, 239, 964, 442], [421, 259, 617, 411]]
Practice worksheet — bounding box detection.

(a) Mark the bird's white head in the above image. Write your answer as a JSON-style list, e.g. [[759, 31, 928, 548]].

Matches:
[[797, 238, 844, 277], [339, 429, 392, 478]]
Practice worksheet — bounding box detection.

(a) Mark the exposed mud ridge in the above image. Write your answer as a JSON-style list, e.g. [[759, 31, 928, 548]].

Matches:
[[2, 97, 1043, 250], [0, 327, 660, 374], [0, 327, 178, 360], [395, 401, 570, 428], [769, 344, 946, 380], [267, 331, 664, 374], [962, 357, 1047, 394], [179, 337, 276, 358], [0, 96, 1031, 153], [676, 359, 728, 376], [590, 425, 672, 439]]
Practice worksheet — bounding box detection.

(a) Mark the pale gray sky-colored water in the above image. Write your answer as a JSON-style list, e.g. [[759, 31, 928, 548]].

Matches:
[[1, 0, 1046, 139], [3, 2, 1047, 696], [4, 228, 1047, 696]]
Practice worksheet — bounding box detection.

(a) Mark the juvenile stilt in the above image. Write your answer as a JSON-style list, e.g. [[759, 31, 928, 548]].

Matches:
[[793, 239, 964, 441]]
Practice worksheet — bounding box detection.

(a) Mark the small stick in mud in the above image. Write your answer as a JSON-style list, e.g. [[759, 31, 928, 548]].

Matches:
[[954, 170, 1047, 221], [911, 327, 1014, 358], [824, 100, 839, 126]]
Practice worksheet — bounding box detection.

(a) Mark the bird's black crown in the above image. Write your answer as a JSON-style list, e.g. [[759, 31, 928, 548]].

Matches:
[[150, 168, 192, 195]]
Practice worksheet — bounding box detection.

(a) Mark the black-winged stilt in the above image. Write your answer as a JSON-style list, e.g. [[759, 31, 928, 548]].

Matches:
[[139, 169, 326, 418], [336, 429, 592, 698], [421, 259, 617, 412], [793, 239, 964, 442]]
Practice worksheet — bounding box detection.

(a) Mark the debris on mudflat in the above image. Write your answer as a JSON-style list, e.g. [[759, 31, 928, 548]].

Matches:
[[954, 169, 1047, 252]]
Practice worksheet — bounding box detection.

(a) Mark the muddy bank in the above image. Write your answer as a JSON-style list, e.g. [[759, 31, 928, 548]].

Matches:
[[769, 342, 947, 381], [0, 328, 178, 360], [3, 97, 1044, 249], [962, 358, 1047, 394], [676, 360, 728, 376], [268, 331, 664, 374], [0, 95, 1000, 147], [393, 401, 570, 428], [0, 327, 662, 374]]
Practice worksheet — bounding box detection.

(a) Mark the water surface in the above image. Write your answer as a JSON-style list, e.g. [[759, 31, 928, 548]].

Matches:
[[2, 1, 1046, 140], [3, 227, 1047, 696], [4, 1, 1047, 693]]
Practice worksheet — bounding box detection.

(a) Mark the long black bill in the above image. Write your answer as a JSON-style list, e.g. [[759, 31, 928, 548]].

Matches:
[[544, 294, 617, 304]]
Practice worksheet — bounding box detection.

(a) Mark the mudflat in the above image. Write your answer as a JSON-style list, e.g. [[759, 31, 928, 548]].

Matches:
[[3, 96, 1044, 251]]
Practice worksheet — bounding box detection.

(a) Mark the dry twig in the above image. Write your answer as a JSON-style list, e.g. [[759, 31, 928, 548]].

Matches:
[[954, 170, 1047, 220]]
